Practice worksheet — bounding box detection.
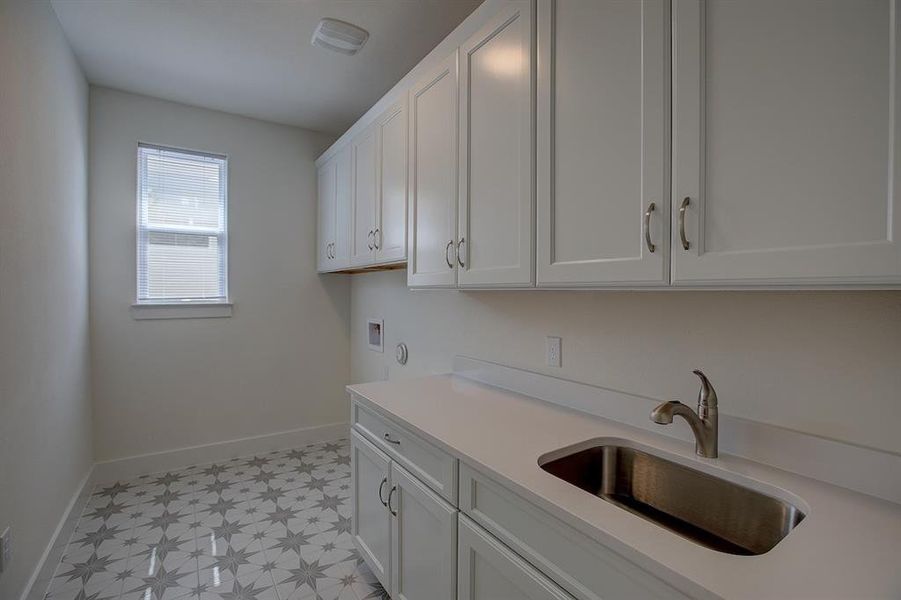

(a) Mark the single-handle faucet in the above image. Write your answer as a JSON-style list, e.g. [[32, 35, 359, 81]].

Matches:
[[650, 370, 719, 458]]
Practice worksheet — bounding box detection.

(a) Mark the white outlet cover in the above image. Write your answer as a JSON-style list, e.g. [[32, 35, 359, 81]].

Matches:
[[546, 336, 562, 368]]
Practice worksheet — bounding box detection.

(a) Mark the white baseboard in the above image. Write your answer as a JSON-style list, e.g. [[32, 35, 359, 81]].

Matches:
[[92, 421, 350, 485], [21, 466, 95, 600]]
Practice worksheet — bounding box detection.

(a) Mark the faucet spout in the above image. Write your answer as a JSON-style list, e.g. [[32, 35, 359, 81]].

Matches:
[[650, 371, 719, 458]]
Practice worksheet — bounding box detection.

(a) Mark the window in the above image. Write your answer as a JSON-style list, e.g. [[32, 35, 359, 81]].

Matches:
[[137, 143, 228, 305]]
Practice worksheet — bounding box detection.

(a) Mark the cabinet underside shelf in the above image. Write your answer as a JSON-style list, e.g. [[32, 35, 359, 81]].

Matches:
[[328, 261, 406, 275]]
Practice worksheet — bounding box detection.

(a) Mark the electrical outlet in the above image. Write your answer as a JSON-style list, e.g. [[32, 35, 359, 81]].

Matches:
[[0, 527, 10, 575], [546, 336, 562, 368]]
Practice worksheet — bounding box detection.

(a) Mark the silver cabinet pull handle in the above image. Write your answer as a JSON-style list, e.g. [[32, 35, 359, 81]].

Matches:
[[327, 243, 331, 259], [367, 230, 374, 251], [373, 228, 380, 250], [329, 243, 334, 259], [457, 237, 466, 268], [387, 485, 397, 516], [644, 202, 656, 253], [378, 477, 388, 507], [383, 433, 401, 445], [445, 240, 454, 269], [679, 197, 691, 250]]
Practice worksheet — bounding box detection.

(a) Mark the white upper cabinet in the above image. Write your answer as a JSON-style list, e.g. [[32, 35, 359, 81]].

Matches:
[[319, 0, 901, 288], [316, 146, 351, 273], [407, 51, 460, 288], [333, 145, 352, 269], [376, 99, 409, 264], [351, 123, 379, 267], [317, 155, 337, 272], [536, 0, 669, 287], [672, 0, 901, 286], [458, 1, 535, 287]]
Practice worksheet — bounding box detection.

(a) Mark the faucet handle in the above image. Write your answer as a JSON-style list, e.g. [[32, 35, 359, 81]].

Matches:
[[692, 370, 718, 409]]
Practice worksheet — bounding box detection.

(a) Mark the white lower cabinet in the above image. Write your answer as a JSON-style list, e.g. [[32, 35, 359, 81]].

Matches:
[[458, 515, 573, 600], [351, 430, 392, 589], [391, 462, 457, 600], [351, 398, 688, 600], [351, 427, 457, 600]]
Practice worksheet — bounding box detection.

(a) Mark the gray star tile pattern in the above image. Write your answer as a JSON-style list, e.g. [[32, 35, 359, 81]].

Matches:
[[44, 439, 388, 600]]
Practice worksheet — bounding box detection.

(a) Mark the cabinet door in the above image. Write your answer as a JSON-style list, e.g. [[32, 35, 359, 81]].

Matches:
[[351, 430, 392, 593], [351, 124, 379, 267], [536, 0, 669, 287], [458, 2, 535, 287], [317, 156, 337, 272], [332, 144, 352, 270], [457, 516, 573, 600], [390, 463, 457, 600], [376, 98, 408, 264], [672, 0, 901, 286], [407, 51, 460, 287]]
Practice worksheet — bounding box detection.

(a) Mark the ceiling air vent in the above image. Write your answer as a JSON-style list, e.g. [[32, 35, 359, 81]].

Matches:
[[311, 18, 369, 55]]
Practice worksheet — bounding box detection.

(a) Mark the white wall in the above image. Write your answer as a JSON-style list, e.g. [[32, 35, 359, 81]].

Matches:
[[89, 88, 349, 462], [0, 1, 92, 598], [351, 270, 901, 455]]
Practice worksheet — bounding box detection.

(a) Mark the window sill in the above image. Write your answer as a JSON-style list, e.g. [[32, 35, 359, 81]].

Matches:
[[130, 302, 233, 320]]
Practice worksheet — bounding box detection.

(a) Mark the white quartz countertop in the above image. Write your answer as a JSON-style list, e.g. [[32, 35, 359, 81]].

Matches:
[[347, 374, 901, 600]]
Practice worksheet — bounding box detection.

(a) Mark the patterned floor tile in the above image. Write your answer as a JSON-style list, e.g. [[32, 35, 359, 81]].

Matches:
[[43, 439, 386, 600]]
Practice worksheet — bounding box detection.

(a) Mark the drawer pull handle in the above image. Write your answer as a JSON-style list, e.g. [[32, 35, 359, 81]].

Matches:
[[457, 237, 466, 268], [384, 433, 401, 445], [445, 240, 454, 269], [644, 202, 656, 253], [387, 485, 397, 516], [378, 477, 388, 507], [679, 197, 691, 250]]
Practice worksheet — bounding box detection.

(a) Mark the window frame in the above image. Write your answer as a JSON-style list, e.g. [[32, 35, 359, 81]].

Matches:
[[134, 141, 230, 309]]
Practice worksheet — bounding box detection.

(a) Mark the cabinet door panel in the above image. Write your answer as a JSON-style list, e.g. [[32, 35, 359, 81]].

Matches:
[[317, 157, 337, 272], [333, 145, 352, 269], [458, 516, 573, 600], [376, 99, 408, 264], [458, 2, 534, 287], [391, 463, 457, 600], [407, 52, 459, 287], [672, 0, 901, 285], [351, 125, 378, 267], [351, 430, 392, 592], [537, 0, 669, 286]]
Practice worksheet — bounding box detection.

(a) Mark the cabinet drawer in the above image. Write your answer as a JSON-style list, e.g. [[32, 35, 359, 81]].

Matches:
[[459, 463, 689, 600], [458, 514, 574, 600], [353, 398, 457, 504]]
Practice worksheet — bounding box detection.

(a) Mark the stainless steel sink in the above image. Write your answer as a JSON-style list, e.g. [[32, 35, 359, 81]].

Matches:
[[539, 444, 805, 556]]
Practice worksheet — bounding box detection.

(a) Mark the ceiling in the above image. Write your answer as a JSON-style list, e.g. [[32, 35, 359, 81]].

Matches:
[[51, 0, 483, 134]]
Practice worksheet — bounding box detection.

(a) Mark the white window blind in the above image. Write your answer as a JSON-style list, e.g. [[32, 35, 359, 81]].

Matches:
[[137, 143, 228, 304]]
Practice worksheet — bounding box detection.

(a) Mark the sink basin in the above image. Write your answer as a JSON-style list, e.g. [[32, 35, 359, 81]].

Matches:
[[539, 444, 805, 556]]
